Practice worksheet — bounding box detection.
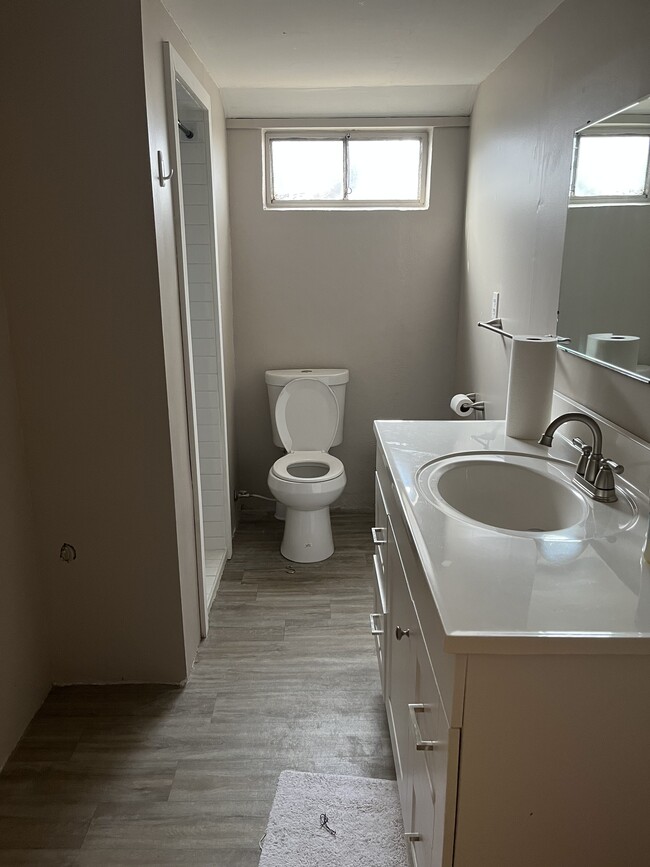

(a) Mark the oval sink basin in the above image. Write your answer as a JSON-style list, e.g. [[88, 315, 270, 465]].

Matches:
[[417, 453, 590, 534]]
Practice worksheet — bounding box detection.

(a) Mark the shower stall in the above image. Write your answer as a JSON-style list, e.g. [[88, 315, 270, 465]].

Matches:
[[164, 44, 232, 637]]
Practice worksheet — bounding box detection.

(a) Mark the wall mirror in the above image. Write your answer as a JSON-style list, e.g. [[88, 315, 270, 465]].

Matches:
[[557, 95, 650, 383]]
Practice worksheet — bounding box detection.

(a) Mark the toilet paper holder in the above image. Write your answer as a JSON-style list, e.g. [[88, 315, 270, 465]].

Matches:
[[463, 393, 485, 415], [451, 393, 485, 417]]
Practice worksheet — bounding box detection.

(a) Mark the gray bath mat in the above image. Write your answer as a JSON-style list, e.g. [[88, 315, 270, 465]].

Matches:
[[258, 770, 409, 867]]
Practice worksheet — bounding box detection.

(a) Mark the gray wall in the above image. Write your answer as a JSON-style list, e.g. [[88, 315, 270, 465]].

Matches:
[[0, 292, 50, 767], [0, 0, 236, 764], [0, 0, 237, 708], [2, 0, 191, 685], [228, 125, 469, 509], [457, 0, 650, 441]]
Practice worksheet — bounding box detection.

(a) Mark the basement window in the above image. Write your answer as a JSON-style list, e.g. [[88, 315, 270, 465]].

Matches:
[[570, 129, 650, 204], [263, 129, 431, 210]]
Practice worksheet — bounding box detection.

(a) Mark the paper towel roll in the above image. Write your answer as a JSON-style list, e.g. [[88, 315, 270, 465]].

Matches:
[[505, 336, 557, 440], [450, 393, 475, 417], [585, 333, 640, 371]]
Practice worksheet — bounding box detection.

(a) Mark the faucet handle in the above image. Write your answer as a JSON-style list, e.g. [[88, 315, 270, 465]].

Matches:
[[572, 437, 592, 455], [593, 458, 624, 503], [572, 437, 592, 477], [593, 459, 620, 502], [601, 458, 624, 475]]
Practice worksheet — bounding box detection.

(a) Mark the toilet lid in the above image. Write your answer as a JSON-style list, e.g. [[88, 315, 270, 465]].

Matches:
[[275, 378, 339, 452]]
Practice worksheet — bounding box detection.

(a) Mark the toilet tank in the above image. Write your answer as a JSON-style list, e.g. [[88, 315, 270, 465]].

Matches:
[[265, 368, 349, 449]]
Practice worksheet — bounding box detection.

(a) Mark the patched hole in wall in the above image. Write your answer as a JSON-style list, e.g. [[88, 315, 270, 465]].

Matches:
[[59, 543, 77, 563]]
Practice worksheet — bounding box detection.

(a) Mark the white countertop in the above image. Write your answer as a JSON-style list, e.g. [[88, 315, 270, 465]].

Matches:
[[374, 419, 650, 653]]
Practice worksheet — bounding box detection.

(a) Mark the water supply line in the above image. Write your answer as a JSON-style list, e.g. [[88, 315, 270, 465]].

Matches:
[[235, 490, 275, 502]]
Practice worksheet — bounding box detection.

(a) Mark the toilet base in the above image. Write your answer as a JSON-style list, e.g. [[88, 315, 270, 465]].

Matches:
[[280, 506, 334, 563]]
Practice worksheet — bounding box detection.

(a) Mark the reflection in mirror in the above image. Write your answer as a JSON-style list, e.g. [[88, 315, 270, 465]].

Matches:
[[557, 95, 650, 383]]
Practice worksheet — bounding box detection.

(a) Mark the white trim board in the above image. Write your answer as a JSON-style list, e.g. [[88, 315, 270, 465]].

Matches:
[[227, 115, 470, 130]]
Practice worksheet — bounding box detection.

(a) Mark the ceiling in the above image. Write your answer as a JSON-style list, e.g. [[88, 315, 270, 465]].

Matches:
[[625, 95, 650, 115], [162, 0, 565, 118]]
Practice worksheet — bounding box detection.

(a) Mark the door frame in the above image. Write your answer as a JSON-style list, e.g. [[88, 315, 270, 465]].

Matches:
[[162, 42, 232, 637]]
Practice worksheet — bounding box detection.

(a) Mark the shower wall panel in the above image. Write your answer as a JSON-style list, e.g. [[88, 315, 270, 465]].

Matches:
[[179, 109, 227, 557]]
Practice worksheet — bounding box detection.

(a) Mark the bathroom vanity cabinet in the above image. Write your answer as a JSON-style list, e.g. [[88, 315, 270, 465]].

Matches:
[[372, 421, 650, 867]]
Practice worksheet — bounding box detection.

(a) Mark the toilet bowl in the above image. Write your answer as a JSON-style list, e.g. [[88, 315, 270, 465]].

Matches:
[[265, 370, 348, 563]]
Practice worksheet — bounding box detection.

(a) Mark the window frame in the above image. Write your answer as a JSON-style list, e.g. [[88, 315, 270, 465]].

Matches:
[[569, 124, 650, 206], [263, 127, 432, 211]]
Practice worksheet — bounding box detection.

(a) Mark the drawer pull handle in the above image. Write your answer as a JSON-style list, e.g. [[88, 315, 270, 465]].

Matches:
[[371, 526, 387, 545], [395, 625, 410, 640], [409, 703, 442, 751], [369, 613, 384, 636], [405, 833, 421, 865]]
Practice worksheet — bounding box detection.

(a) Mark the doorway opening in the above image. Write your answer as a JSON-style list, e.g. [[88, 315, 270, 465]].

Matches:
[[164, 44, 232, 637]]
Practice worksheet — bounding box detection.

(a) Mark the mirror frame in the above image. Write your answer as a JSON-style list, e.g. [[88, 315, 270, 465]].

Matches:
[[558, 345, 650, 383]]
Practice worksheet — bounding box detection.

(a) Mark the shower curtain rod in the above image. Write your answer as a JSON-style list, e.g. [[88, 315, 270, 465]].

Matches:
[[177, 121, 194, 139]]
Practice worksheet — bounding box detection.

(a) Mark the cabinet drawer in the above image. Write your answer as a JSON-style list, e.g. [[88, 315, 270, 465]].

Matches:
[[412, 645, 452, 867]]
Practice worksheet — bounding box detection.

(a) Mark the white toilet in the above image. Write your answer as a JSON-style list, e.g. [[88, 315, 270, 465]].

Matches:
[[266, 368, 348, 563]]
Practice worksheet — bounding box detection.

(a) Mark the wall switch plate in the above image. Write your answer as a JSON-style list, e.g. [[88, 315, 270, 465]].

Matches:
[[491, 291, 500, 319]]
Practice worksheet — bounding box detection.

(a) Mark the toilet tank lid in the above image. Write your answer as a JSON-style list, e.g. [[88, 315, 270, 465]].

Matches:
[[265, 368, 349, 386]]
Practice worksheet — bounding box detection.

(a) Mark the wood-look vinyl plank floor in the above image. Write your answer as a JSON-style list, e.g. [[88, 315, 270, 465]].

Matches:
[[0, 510, 394, 860]]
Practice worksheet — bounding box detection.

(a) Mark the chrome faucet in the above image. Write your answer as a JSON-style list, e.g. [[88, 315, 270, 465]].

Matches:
[[538, 412, 623, 503]]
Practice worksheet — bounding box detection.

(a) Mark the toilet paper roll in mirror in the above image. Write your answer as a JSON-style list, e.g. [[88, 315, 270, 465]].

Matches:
[[450, 393, 476, 417], [585, 333, 640, 371]]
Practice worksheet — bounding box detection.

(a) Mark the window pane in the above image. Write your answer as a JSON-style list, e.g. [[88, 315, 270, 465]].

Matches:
[[271, 140, 344, 201], [574, 135, 650, 197], [348, 139, 422, 201]]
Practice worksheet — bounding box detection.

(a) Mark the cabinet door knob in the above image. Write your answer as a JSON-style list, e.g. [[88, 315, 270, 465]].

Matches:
[[395, 625, 410, 640]]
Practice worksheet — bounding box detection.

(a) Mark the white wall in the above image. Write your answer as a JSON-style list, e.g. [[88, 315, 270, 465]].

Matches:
[[0, 291, 50, 768], [178, 108, 229, 556], [457, 0, 650, 442], [228, 124, 469, 509]]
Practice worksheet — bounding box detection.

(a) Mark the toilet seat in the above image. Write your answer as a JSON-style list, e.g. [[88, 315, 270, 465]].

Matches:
[[271, 451, 344, 483]]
